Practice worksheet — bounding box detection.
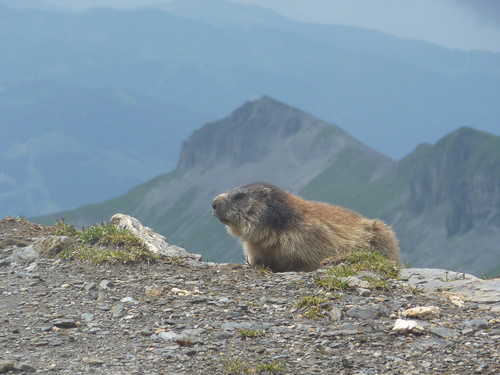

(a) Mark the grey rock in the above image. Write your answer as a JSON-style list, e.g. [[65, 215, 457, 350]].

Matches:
[[158, 331, 182, 342], [400, 268, 500, 308], [0, 363, 16, 374], [220, 322, 265, 331], [346, 306, 380, 319], [18, 364, 36, 372], [181, 328, 205, 337], [25, 262, 38, 273], [8, 245, 38, 264], [81, 313, 95, 322], [428, 327, 459, 338], [464, 318, 489, 329], [99, 280, 111, 290], [34, 236, 75, 257], [53, 319, 77, 329], [328, 306, 342, 322], [84, 282, 96, 292], [329, 330, 359, 336], [120, 296, 139, 304], [356, 288, 371, 297], [111, 304, 125, 318], [343, 276, 371, 289], [214, 332, 234, 340]]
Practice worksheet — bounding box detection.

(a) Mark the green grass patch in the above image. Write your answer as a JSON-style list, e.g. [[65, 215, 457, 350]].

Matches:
[[296, 295, 331, 319], [325, 250, 399, 278], [315, 275, 350, 292], [255, 361, 285, 374], [317, 250, 399, 290], [223, 358, 250, 374], [222, 358, 285, 374], [53, 218, 79, 237], [296, 295, 328, 308], [57, 222, 157, 264]]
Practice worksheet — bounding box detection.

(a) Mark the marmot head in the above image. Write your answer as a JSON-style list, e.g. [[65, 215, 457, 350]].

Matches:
[[212, 182, 296, 238]]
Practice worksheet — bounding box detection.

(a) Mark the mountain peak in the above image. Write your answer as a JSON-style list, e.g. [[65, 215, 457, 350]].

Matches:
[[402, 126, 500, 236], [177, 96, 333, 171]]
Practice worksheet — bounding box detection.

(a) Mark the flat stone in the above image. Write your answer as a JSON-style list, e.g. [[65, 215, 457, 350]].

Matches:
[[346, 306, 380, 319], [8, 245, 38, 264], [429, 327, 459, 339], [111, 304, 126, 318], [464, 318, 489, 329], [402, 306, 441, 320], [53, 319, 77, 329], [0, 363, 16, 374]]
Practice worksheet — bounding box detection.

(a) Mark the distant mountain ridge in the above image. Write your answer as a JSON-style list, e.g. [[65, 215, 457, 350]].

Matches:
[[2, 2, 500, 220], [0, 81, 206, 217], [36, 97, 500, 277], [1, 4, 499, 158]]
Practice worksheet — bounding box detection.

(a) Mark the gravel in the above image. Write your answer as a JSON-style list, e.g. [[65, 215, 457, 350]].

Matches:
[[0, 218, 499, 374]]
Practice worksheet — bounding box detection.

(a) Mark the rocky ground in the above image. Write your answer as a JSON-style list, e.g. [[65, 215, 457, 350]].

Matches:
[[0, 217, 499, 374]]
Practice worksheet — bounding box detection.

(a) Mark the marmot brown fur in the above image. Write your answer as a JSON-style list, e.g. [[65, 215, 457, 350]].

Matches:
[[211, 182, 399, 272]]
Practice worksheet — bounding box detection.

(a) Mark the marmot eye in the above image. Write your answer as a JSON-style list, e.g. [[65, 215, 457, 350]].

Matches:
[[234, 192, 245, 200]]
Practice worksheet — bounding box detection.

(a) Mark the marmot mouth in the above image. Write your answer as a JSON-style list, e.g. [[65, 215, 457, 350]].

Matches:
[[212, 210, 230, 224], [217, 217, 231, 225]]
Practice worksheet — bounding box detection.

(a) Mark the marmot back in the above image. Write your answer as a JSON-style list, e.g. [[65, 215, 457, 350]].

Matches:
[[212, 182, 399, 272]]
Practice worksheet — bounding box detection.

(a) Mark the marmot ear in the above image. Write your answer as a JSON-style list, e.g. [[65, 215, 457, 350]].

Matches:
[[261, 187, 272, 198]]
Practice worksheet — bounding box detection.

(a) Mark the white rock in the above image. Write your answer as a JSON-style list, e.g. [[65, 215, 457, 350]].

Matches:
[[392, 319, 425, 334], [120, 296, 139, 304], [402, 306, 441, 320], [110, 214, 201, 259]]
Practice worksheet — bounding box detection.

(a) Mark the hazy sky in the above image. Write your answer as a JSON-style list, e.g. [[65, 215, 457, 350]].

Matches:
[[37, 0, 500, 52]]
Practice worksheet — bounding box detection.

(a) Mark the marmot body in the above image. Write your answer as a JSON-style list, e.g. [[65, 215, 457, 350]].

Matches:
[[212, 182, 399, 272]]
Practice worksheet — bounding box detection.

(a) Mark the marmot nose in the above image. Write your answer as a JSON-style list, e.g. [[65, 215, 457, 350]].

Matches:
[[212, 196, 221, 210]]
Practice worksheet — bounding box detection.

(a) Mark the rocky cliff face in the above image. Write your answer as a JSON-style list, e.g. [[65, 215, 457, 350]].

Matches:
[[178, 96, 316, 170], [376, 127, 500, 275], [403, 128, 500, 236]]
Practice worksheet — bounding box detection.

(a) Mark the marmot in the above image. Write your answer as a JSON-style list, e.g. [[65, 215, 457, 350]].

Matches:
[[211, 182, 399, 272]]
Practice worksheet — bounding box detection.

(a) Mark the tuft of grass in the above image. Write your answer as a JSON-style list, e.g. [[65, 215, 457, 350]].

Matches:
[[325, 250, 400, 278], [256, 361, 285, 374], [238, 329, 265, 339], [58, 222, 157, 263], [296, 295, 330, 319], [53, 218, 79, 237], [302, 305, 325, 319], [222, 358, 285, 374], [223, 358, 250, 374], [296, 295, 328, 308], [363, 276, 390, 289], [315, 274, 350, 292], [253, 265, 273, 274], [438, 271, 466, 282], [317, 250, 399, 290]]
